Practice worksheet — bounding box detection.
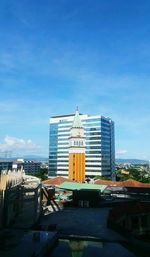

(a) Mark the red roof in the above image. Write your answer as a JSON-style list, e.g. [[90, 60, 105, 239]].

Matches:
[[121, 179, 146, 187], [94, 178, 150, 188], [42, 176, 72, 186], [94, 179, 121, 186]]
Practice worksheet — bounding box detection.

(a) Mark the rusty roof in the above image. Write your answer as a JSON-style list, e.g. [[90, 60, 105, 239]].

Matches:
[[94, 178, 150, 188], [42, 176, 72, 186]]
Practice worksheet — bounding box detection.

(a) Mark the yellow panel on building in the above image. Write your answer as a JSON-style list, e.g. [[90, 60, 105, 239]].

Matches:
[[69, 153, 85, 182]]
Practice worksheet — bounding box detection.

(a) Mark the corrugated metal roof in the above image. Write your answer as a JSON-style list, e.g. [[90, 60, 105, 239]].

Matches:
[[58, 181, 107, 192]]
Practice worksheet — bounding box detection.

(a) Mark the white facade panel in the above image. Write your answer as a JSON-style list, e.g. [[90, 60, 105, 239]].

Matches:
[[57, 153, 69, 156], [58, 140, 68, 143], [85, 162, 102, 166], [58, 131, 70, 135], [69, 148, 85, 154], [86, 172, 102, 176], [57, 166, 69, 169], [57, 162, 68, 165], [86, 158, 102, 161], [57, 171, 69, 175], [86, 167, 102, 170]]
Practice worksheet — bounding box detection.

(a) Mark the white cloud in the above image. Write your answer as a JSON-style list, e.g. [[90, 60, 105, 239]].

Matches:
[[0, 135, 41, 154], [116, 149, 127, 155]]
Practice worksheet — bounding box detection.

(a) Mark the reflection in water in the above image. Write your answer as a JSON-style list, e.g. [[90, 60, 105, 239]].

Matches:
[[50, 239, 135, 257], [49, 237, 138, 257], [64, 239, 103, 257], [69, 240, 86, 257]]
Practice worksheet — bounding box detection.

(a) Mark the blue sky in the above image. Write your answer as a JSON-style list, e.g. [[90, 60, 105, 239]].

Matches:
[[0, 0, 150, 159]]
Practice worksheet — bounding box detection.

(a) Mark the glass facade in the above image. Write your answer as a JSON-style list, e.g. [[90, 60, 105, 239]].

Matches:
[[49, 114, 115, 178]]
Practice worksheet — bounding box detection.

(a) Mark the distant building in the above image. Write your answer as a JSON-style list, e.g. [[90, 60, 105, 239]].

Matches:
[[12, 159, 24, 171], [0, 159, 41, 175], [24, 160, 41, 174], [49, 109, 115, 179], [0, 160, 13, 171], [13, 159, 41, 174]]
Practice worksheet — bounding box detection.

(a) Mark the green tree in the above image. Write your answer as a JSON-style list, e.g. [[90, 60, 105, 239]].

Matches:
[[118, 167, 150, 183], [29, 168, 48, 181], [94, 175, 111, 180]]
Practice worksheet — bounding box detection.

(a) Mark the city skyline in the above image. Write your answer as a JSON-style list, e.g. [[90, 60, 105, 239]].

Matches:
[[0, 0, 150, 159]]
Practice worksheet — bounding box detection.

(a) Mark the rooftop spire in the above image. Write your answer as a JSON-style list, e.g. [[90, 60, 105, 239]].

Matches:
[[72, 108, 83, 128]]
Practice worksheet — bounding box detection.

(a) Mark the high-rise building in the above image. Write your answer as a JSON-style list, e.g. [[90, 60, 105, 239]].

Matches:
[[49, 110, 115, 179]]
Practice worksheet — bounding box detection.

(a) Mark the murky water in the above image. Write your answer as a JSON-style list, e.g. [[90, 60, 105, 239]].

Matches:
[[50, 238, 136, 257]]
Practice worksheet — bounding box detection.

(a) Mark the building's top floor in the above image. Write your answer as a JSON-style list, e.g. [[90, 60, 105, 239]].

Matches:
[[49, 113, 113, 124], [0, 160, 13, 164], [51, 113, 83, 118], [0, 159, 41, 164], [25, 160, 41, 164], [0, 159, 41, 162]]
